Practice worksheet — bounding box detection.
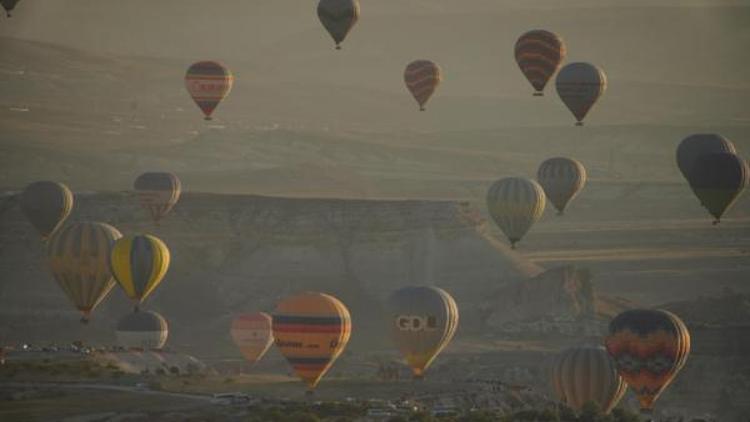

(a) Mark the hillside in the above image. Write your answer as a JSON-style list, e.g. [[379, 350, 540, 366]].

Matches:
[[0, 191, 548, 356]]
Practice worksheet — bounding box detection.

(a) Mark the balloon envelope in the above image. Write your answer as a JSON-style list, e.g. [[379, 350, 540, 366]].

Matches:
[[185, 61, 233, 120], [386, 286, 458, 378], [110, 234, 171, 306], [676, 134, 736, 181], [47, 222, 123, 321], [20, 181, 74, 240], [514, 30, 566, 96], [1, 0, 20, 17], [231, 313, 274, 365], [555, 62, 607, 126], [404, 60, 442, 111], [116, 310, 169, 350], [551, 346, 626, 414], [604, 309, 691, 411], [687, 152, 748, 223], [272, 292, 351, 389], [317, 0, 360, 49], [537, 157, 587, 215], [134, 172, 182, 224], [486, 177, 546, 248]]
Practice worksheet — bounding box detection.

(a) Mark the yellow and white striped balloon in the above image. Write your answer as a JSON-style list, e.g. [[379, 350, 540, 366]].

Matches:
[[486, 177, 546, 248], [47, 222, 123, 322]]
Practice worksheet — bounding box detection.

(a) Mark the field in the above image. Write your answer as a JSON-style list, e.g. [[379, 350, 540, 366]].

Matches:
[[1, 1, 750, 421]]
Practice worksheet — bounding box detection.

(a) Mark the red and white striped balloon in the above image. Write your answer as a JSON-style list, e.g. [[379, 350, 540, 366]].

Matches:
[[404, 60, 442, 111]]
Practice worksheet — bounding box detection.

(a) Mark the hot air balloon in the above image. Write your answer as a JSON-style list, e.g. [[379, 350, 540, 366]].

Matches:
[[687, 152, 748, 224], [317, 0, 360, 50], [231, 313, 274, 366], [116, 310, 169, 350], [1, 0, 19, 17], [486, 177, 546, 248], [537, 157, 587, 216], [404, 60, 442, 111], [604, 309, 691, 414], [110, 234, 170, 309], [676, 134, 736, 182], [551, 346, 626, 414], [386, 286, 458, 379], [185, 61, 233, 120], [514, 30, 566, 96], [47, 222, 123, 323], [272, 292, 351, 391], [20, 181, 74, 241], [556, 62, 607, 126], [134, 172, 182, 224]]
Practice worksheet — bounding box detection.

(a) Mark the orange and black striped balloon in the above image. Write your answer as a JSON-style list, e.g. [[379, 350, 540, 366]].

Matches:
[[537, 157, 587, 215], [134, 172, 182, 224], [404, 60, 442, 111], [604, 309, 690, 412], [515, 30, 566, 96], [272, 292, 351, 390]]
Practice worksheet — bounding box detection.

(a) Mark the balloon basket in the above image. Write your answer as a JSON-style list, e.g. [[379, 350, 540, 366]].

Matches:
[[533, 92, 543, 97], [575, 122, 584, 127]]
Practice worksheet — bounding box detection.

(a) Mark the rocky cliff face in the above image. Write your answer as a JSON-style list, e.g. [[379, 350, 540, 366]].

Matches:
[[0, 192, 552, 354]]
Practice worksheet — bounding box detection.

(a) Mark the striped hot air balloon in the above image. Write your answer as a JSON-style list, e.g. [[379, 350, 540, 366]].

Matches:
[[556, 62, 607, 126], [110, 234, 171, 309], [47, 222, 123, 323], [20, 181, 74, 241], [134, 172, 182, 225], [551, 346, 627, 414], [605, 309, 691, 414], [184, 61, 233, 120], [486, 177, 546, 249], [676, 134, 736, 182], [514, 30, 567, 96], [404, 60, 442, 111], [231, 313, 274, 366], [317, 0, 360, 50], [687, 152, 749, 224], [272, 292, 351, 391], [387, 286, 459, 379], [116, 310, 169, 350], [537, 157, 587, 215]]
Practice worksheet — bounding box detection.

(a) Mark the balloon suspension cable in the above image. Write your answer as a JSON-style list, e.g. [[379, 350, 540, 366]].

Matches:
[[575, 121, 584, 127], [533, 92, 544, 97]]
